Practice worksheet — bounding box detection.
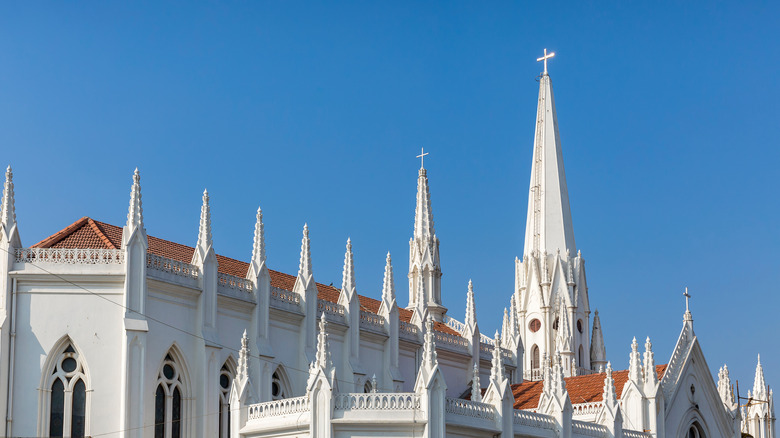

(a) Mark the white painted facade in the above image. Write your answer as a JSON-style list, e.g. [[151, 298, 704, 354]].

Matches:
[[0, 66, 774, 438]]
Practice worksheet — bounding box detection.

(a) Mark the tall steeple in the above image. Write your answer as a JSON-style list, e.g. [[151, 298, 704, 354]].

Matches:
[[408, 149, 446, 321], [523, 61, 576, 257]]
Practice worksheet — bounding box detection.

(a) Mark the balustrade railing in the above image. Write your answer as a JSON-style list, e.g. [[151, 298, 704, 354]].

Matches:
[[572, 420, 609, 437], [572, 401, 602, 417], [217, 272, 253, 292], [623, 430, 652, 438], [434, 330, 469, 352], [270, 287, 301, 311], [443, 315, 466, 334], [575, 366, 599, 376], [523, 368, 543, 381], [445, 397, 496, 421], [334, 393, 420, 410], [512, 409, 557, 430], [359, 310, 385, 332], [247, 396, 310, 420], [16, 247, 125, 265], [317, 299, 345, 319], [399, 321, 419, 340], [147, 253, 198, 278]]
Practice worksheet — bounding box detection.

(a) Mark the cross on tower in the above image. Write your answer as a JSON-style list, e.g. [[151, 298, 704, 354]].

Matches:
[[537, 48, 555, 75], [683, 287, 691, 312], [417, 147, 429, 169]]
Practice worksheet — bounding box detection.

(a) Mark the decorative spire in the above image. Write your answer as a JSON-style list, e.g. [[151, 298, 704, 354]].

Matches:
[[196, 189, 212, 250], [471, 363, 482, 402], [465, 280, 477, 329], [422, 315, 438, 368], [298, 224, 313, 278], [754, 354, 767, 399], [551, 351, 567, 397], [644, 337, 658, 386], [555, 297, 572, 352], [314, 313, 331, 370], [341, 238, 356, 294], [126, 168, 143, 230], [501, 308, 510, 345], [237, 329, 250, 380], [590, 309, 607, 371], [522, 64, 576, 257], [490, 331, 505, 383], [413, 156, 435, 242], [718, 365, 735, 407], [628, 337, 643, 383], [509, 295, 518, 336], [683, 287, 693, 322], [542, 353, 552, 394], [1, 165, 16, 232], [602, 362, 617, 408], [251, 206, 265, 266], [381, 252, 396, 305], [371, 374, 378, 393]]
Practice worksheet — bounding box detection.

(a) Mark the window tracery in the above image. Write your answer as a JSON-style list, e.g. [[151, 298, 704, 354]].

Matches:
[[271, 368, 291, 400], [46, 343, 88, 438], [218, 362, 235, 438], [155, 353, 184, 438]]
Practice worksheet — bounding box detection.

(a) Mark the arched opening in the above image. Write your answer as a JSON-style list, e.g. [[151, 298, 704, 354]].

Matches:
[[688, 421, 705, 438], [218, 358, 236, 438], [531, 345, 540, 370], [155, 347, 190, 438], [271, 366, 291, 400], [578, 345, 584, 369], [40, 338, 90, 438]]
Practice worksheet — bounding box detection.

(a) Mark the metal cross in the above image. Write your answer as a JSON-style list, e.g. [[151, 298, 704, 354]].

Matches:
[[683, 287, 691, 312], [417, 147, 429, 168], [537, 48, 555, 75]]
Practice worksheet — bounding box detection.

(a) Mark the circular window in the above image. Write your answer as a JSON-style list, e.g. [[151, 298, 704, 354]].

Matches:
[[163, 364, 175, 380], [61, 357, 77, 373], [529, 319, 541, 333], [220, 374, 230, 389], [577, 320, 583, 333]]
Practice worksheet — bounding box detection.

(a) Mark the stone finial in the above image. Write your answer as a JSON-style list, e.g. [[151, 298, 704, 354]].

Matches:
[[422, 315, 438, 368], [490, 331, 505, 383], [552, 350, 567, 397], [602, 362, 617, 408], [314, 313, 331, 370], [298, 223, 313, 278], [628, 337, 643, 383], [718, 364, 735, 407], [237, 329, 250, 380], [341, 238, 356, 294], [644, 337, 658, 385], [371, 374, 378, 393], [465, 280, 477, 329], [381, 252, 396, 305], [1, 165, 16, 232], [501, 308, 510, 346], [126, 168, 143, 230], [196, 189, 212, 250], [251, 206, 266, 266], [471, 363, 482, 402], [754, 354, 767, 399], [590, 309, 607, 371]]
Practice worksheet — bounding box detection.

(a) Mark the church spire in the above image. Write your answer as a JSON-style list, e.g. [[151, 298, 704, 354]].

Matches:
[[196, 189, 212, 250], [414, 148, 435, 242], [754, 354, 767, 400], [590, 310, 607, 372], [523, 63, 576, 257], [251, 206, 266, 267], [1, 166, 17, 238]]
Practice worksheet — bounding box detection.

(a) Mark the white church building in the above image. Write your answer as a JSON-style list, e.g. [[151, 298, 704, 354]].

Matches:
[[0, 52, 774, 438]]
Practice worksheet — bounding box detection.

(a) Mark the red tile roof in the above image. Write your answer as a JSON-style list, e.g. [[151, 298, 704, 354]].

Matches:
[[511, 364, 668, 410], [32, 217, 460, 336]]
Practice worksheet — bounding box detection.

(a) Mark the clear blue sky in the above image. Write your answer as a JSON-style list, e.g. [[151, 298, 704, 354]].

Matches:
[[2, 2, 778, 392]]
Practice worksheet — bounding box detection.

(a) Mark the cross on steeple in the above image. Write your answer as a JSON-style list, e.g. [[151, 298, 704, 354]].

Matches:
[[537, 48, 555, 75], [417, 147, 429, 169], [683, 287, 691, 312]]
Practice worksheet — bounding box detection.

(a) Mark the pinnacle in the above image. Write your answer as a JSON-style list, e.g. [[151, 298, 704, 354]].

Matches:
[[251, 206, 266, 266], [196, 188, 212, 250], [1, 164, 16, 231], [341, 237, 356, 294], [465, 280, 477, 328], [413, 163, 435, 242], [126, 168, 143, 231], [382, 252, 396, 305], [298, 223, 313, 278]]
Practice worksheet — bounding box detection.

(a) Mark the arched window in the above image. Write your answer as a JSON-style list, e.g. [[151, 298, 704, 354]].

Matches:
[[688, 421, 705, 438], [531, 345, 540, 370], [271, 367, 291, 400], [364, 381, 373, 393], [155, 353, 186, 438], [218, 361, 235, 438], [578, 345, 584, 369], [46, 343, 89, 438]]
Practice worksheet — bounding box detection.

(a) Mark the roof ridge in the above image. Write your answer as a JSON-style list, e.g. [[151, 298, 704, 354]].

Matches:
[[88, 218, 117, 249], [31, 216, 90, 248]]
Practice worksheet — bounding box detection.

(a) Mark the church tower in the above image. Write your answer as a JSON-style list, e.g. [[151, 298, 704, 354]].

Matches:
[[515, 51, 592, 379], [407, 152, 447, 322]]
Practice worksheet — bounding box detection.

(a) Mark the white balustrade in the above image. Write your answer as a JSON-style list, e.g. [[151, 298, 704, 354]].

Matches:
[[359, 310, 385, 332], [270, 287, 301, 312], [443, 315, 466, 334], [572, 401, 602, 417], [623, 430, 652, 438], [399, 321, 419, 340], [523, 368, 544, 381], [334, 393, 420, 410], [147, 253, 198, 278], [434, 330, 469, 352], [317, 299, 345, 320], [513, 409, 557, 430], [572, 419, 609, 437], [575, 366, 598, 376], [247, 396, 310, 420], [445, 397, 496, 421], [16, 247, 124, 265], [217, 272, 253, 292]]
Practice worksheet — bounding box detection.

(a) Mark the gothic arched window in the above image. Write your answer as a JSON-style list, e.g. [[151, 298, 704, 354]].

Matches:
[[271, 367, 291, 400], [155, 353, 185, 438], [531, 345, 540, 370], [218, 362, 235, 438], [47, 343, 88, 437], [688, 422, 705, 438], [578, 345, 584, 369]]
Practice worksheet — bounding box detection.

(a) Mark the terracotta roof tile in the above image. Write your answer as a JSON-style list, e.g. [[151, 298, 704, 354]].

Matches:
[[32, 217, 461, 336], [511, 364, 668, 410]]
